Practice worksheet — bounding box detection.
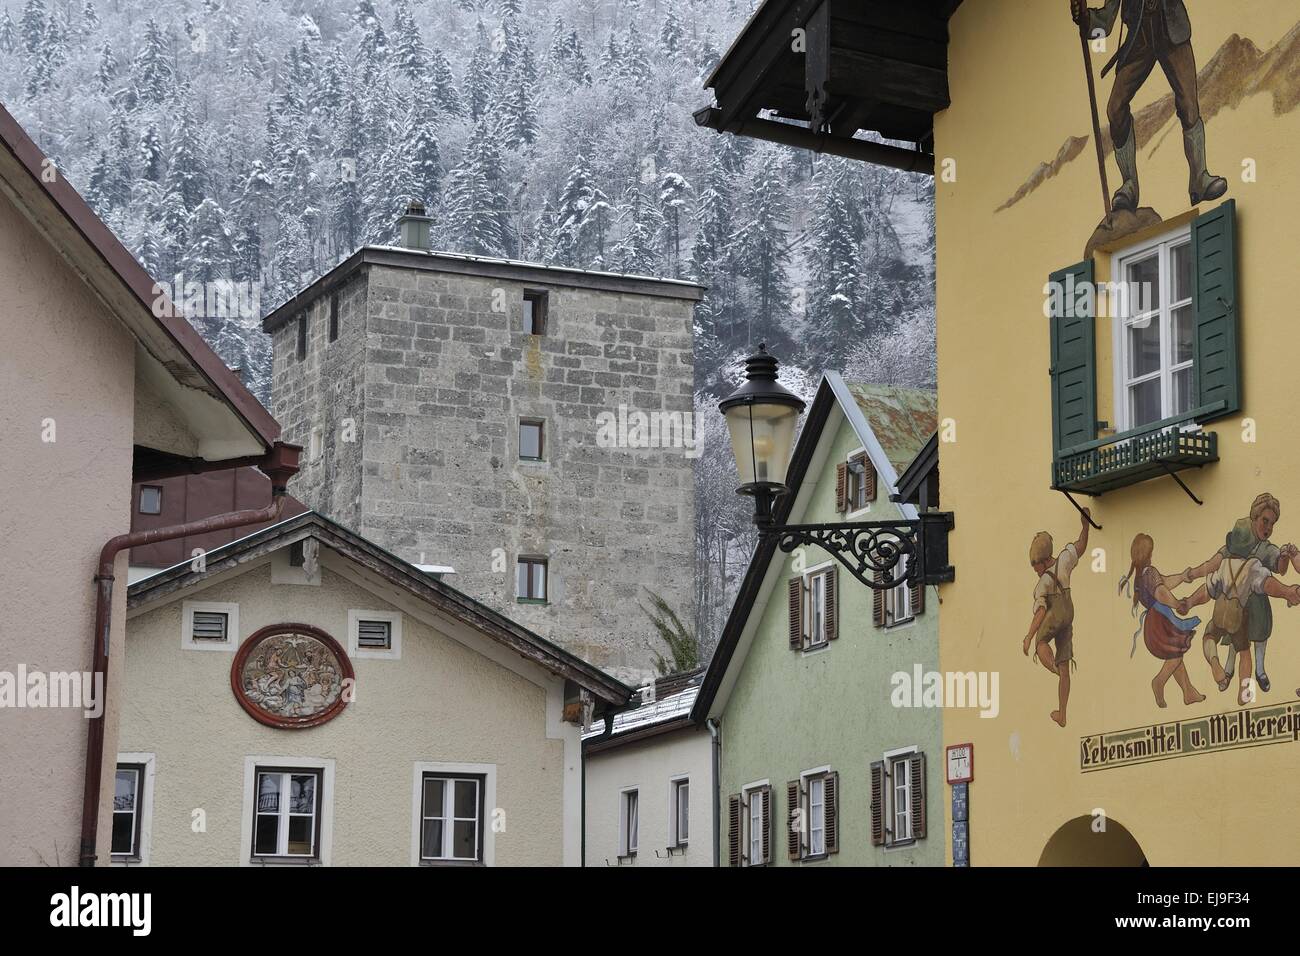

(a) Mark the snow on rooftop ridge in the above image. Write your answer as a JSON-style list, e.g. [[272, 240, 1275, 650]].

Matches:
[[366, 244, 704, 289], [581, 683, 699, 740]]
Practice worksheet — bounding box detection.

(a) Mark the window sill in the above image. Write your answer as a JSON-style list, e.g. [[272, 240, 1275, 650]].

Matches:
[[885, 617, 916, 631], [248, 856, 322, 866], [516, 597, 549, 606], [799, 852, 830, 864], [419, 858, 485, 867], [800, 640, 830, 655]]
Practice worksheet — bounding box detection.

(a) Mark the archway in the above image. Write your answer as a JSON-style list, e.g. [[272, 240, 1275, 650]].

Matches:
[[1038, 815, 1148, 866]]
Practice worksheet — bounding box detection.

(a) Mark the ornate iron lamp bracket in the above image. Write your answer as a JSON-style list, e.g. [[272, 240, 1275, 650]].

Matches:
[[761, 512, 955, 591]]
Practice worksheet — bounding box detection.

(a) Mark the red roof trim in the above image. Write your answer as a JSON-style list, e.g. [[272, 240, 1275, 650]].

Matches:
[[0, 103, 280, 448]]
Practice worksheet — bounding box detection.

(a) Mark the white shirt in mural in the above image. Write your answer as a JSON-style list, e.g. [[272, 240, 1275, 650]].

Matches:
[[1033, 543, 1079, 614]]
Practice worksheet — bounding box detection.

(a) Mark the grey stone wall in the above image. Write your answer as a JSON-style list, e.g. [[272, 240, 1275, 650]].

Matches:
[[272, 261, 697, 684]]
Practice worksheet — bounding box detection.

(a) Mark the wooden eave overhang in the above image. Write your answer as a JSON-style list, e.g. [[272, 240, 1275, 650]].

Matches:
[[698, 0, 962, 174]]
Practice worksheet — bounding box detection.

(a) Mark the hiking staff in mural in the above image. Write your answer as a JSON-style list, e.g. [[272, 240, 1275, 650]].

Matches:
[[1178, 494, 1300, 706], [1023, 508, 1091, 728], [1069, 0, 1228, 253], [1117, 534, 1205, 708]]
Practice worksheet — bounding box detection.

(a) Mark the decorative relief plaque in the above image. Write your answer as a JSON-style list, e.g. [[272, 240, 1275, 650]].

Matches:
[[231, 624, 354, 729]]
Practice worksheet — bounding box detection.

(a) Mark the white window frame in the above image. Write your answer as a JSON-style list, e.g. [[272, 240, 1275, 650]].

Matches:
[[801, 561, 834, 650], [845, 448, 873, 516], [669, 775, 689, 848], [619, 787, 639, 859], [240, 755, 334, 867], [1111, 224, 1195, 433], [798, 764, 833, 860], [885, 554, 914, 628], [347, 608, 402, 660], [111, 753, 155, 866], [181, 600, 239, 652], [741, 779, 769, 866], [409, 761, 497, 866], [419, 773, 485, 864], [883, 745, 920, 848]]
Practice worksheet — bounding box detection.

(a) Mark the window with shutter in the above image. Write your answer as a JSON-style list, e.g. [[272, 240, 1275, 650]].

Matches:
[[835, 461, 849, 512], [869, 761, 885, 846], [742, 784, 768, 866], [1191, 199, 1239, 420], [846, 452, 876, 510], [728, 793, 742, 867], [786, 780, 801, 860], [1048, 258, 1097, 455]]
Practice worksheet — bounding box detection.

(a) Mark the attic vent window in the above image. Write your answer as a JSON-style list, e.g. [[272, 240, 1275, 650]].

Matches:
[[191, 611, 229, 643], [356, 619, 392, 650], [523, 290, 548, 335]]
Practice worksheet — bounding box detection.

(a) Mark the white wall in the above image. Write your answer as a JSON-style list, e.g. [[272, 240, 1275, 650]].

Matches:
[[585, 726, 713, 867]]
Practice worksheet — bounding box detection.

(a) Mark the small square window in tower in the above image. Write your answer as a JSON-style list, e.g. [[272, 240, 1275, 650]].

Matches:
[[523, 290, 548, 335], [517, 557, 548, 602], [519, 419, 544, 461]]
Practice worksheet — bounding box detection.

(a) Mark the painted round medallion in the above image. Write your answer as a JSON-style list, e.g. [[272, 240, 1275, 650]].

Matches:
[[231, 623, 354, 729]]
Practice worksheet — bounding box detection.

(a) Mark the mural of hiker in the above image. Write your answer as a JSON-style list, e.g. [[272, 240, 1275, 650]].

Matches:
[[1070, 0, 1228, 254], [1180, 494, 1300, 706], [1023, 508, 1091, 727], [1118, 533, 1205, 708]]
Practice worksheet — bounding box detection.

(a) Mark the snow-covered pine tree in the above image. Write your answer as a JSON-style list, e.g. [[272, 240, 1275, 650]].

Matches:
[[442, 118, 514, 257], [806, 159, 865, 350], [463, 19, 494, 120], [657, 170, 691, 279], [132, 18, 174, 106], [613, 180, 663, 275], [734, 150, 794, 333], [165, 96, 209, 213]]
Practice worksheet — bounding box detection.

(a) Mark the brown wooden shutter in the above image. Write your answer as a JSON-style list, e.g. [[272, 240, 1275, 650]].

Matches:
[[909, 572, 925, 616], [760, 786, 772, 864], [786, 779, 801, 860], [825, 771, 840, 854], [864, 456, 877, 501], [788, 577, 803, 649], [872, 569, 885, 627], [835, 462, 848, 512], [869, 761, 885, 846], [910, 753, 927, 840], [825, 567, 839, 640], [728, 793, 742, 866]]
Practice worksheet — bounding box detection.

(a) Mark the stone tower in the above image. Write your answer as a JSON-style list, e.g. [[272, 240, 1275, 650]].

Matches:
[[263, 215, 701, 683]]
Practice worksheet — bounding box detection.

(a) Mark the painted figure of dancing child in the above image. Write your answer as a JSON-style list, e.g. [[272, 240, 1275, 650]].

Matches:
[[1023, 508, 1090, 727], [1118, 533, 1205, 708]]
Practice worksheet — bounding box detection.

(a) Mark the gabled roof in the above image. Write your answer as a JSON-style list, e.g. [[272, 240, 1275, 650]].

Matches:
[[0, 104, 279, 458], [262, 244, 705, 334], [691, 374, 937, 721], [582, 667, 705, 753], [838, 379, 938, 475], [128, 510, 633, 708]]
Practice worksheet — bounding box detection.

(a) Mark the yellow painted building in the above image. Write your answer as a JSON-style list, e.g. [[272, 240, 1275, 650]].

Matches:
[[935, 0, 1300, 865], [702, 0, 1300, 866]]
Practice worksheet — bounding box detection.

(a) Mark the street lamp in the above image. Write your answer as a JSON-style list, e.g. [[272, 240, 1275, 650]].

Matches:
[[719, 344, 806, 529], [717, 345, 954, 591]]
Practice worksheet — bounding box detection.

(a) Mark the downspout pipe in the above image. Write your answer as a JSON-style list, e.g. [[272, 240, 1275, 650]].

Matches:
[[707, 717, 721, 869], [78, 441, 301, 866]]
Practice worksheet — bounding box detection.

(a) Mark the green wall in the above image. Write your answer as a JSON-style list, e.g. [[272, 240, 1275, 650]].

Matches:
[[718, 409, 943, 866]]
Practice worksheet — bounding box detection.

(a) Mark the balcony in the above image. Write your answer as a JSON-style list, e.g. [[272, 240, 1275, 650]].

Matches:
[[1052, 405, 1221, 496]]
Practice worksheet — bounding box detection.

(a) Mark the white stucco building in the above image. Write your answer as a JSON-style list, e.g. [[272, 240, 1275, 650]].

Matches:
[[583, 670, 715, 867], [120, 511, 630, 866]]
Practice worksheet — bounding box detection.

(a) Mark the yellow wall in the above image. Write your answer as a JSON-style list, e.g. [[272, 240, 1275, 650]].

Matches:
[[936, 0, 1300, 865]]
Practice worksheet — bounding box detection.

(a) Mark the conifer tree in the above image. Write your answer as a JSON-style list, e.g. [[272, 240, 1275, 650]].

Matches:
[[443, 119, 514, 257], [132, 18, 174, 105]]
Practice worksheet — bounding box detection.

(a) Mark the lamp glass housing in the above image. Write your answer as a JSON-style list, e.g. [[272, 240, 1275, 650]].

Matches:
[[723, 400, 801, 488]]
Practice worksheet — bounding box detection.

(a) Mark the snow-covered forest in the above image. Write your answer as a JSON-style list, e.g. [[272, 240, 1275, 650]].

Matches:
[[0, 0, 936, 653]]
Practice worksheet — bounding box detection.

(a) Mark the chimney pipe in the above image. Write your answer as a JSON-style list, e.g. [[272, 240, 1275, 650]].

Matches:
[[398, 200, 432, 251]]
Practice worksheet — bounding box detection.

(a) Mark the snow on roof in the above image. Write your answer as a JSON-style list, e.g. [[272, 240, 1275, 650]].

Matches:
[[365, 244, 705, 289], [582, 681, 700, 740]]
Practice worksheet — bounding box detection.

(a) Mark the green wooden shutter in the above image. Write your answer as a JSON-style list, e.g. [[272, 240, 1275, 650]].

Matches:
[[1192, 199, 1239, 420], [1048, 259, 1097, 454]]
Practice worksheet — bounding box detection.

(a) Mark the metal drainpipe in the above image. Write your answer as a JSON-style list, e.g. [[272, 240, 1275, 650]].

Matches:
[[78, 442, 300, 867], [707, 717, 721, 869]]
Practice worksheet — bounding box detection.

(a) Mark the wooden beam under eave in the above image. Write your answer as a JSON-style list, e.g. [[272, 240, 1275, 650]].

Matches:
[[828, 48, 951, 113]]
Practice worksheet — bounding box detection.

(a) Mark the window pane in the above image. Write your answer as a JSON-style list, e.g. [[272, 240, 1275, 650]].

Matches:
[[516, 561, 529, 597], [111, 812, 134, 855], [1173, 304, 1194, 365], [423, 777, 444, 816], [114, 770, 136, 812], [1172, 242, 1191, 302], [519, 422, 541, 459], [257, 773, 280, 814], [139, 486, 162, 514], [522, 297, 535, 330], [287, 815, 313, 855], [532, 562, 546, 600], [254, 814, 279, 855], [290, 774, 315, 814], [1128, 317, 1161, 378], [422, 819, 444, 858], [1173, 367, 1194, 417], [811, 575, 824, 641], [454, 779, 478, 818], [1126, 254, 1160, 311], [453, 820, 477, 859], [678, 784, 689, 841], [1129, 378, 1161, 427]]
